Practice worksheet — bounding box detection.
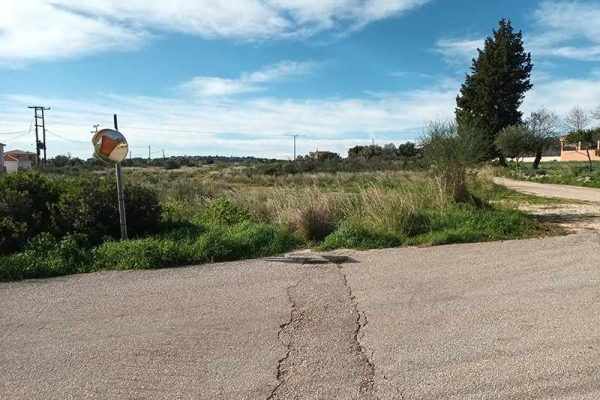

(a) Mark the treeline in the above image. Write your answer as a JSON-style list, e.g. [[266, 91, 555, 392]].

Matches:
[[45, 141, 423, 174], [249, 142, 423, 175], [47, 154, 279, 171]]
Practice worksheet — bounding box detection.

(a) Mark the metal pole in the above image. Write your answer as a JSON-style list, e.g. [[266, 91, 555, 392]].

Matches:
[[293, 135, 297, 161], [114, 114, 128, 240], [34, 110, 40, 167], [41, 108, 47, 167]]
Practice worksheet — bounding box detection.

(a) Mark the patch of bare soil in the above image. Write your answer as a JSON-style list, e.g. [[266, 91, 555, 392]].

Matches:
[[518, 202, 600, 234]]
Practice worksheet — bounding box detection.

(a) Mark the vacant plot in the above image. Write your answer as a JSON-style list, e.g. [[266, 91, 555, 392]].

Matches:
[[0, 166, 554, 281]]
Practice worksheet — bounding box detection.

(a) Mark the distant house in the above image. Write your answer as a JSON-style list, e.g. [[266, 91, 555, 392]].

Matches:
[[560, 137, 600, 162], [0, 143, 5, 173], [308, 151, 341, 161], [4, 150, 36, 173]]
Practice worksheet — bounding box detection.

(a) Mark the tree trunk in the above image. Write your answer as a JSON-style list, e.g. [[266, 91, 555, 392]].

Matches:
[[587, 149, 593, 172], [532, 151, 543, 170], [498, 155, 507, 167]]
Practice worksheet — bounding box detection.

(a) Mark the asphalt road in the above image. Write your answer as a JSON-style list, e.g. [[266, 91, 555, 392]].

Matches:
[[3, 234, 600, 399], [495, 177, 600, 203]]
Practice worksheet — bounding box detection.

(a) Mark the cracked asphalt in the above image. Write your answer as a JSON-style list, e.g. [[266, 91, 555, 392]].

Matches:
[[2, 233, 600, 399]]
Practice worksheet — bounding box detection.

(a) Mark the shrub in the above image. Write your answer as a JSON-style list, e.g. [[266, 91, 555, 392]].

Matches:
[[94, 238, 195, 270], [199, 197, 251, 225], [0, 173, 162, 255], [267, 187, 339, 242], [164, 160, 181, 170], [422, 121, 487, 202], [93, 222, 298, 272], [52, 177, 162, 242], [0, 172, 60, 254], [346, 186, 434, 238], [0, 233, 92, 281], [290, 207, 335, 243], [321, 220, 402, 250]]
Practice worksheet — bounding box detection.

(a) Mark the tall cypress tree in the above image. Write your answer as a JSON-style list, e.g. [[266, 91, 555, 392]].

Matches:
[[456, 19, 533, 161]]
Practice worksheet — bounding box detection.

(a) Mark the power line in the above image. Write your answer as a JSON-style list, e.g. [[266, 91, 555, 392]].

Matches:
[[0, 130, 27, 135], [46, 130, 90, 144]]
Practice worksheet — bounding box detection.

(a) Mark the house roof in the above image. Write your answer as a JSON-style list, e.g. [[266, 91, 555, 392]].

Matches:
[[4, 150, 35, 161], [5, 150, 35, 156]]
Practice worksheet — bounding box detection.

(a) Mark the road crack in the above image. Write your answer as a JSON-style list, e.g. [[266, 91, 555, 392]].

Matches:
[[268, 280, 303, 400], [267, 266, 376, 399], [337, 264, 377, 398]]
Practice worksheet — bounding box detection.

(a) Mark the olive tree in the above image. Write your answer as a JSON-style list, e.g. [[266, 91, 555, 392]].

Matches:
[[494, 125, 533, 169], [526, 109, 560, 169]]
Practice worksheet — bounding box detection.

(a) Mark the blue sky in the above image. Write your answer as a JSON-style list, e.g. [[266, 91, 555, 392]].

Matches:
[[1, 0, 600, 159]]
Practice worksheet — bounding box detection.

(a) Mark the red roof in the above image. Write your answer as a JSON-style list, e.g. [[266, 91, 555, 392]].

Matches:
[[4, 150, 35, 161]]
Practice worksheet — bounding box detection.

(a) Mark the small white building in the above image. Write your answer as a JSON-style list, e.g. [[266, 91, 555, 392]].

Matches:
[[0, 143, 5, 173], [4, 150, 35, 173]]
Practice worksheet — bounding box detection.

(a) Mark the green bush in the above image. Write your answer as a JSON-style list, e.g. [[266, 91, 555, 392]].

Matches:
[[0, 233, 92, 281], [53, 177, 162, 241], [0, 172, 162, 255], [94, 238, 195, 270], [321, 220, 402, 250], [93, 222, 299, 272], [199, 198, 251, 225], [416, 205, 536, 245], [0, 173, 60, 254]]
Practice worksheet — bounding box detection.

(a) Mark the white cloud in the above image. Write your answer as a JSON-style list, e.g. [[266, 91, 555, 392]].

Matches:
[[0, 0, 431, 63], [435, 2, 600, 66], [0, 78, 457, 159], [181, 61, 316, 97], [530, 1, 600, 61], [434, 37, 483, 64], [3, 71, 600, 158], [0, 0, 145, 64], [524, 76, 600, 116]]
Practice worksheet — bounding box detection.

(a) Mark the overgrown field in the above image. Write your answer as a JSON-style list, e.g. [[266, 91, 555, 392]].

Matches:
[[0, 166, 552, 281], [501, 161, 600, 188]]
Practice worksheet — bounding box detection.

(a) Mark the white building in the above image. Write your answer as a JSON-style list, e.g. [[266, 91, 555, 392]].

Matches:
[[4, 150, 35, 173]]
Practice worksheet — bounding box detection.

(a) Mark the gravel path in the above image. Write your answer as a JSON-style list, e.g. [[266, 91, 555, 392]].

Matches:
[[494, 177, 600, 203], [494, 177, 600, 234]]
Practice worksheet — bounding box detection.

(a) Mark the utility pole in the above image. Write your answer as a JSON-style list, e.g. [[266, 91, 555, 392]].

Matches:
[[162, 149, 165, 160], [289, 134, 299, 161], [148, 145, 151, 161], [28, 106, 50, 167]]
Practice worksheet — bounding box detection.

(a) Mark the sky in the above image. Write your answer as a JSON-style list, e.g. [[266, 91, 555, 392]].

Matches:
[[1, 0, 600, 159]]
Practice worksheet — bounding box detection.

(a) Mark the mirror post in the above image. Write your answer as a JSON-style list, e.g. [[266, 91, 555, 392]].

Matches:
[[114, 114, 128, 240]]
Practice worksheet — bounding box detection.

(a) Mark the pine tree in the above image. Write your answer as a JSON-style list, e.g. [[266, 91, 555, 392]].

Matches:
[[456, 19, 533, 162]]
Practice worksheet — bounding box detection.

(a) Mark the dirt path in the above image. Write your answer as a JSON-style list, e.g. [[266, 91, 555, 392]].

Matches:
[[494, 177, 600, 234]]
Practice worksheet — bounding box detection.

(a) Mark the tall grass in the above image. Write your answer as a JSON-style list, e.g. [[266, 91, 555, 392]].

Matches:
[[0, 167, 548, 282]]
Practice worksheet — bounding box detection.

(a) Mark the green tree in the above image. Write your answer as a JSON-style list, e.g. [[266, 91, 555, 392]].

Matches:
[[494, 125, 533, 169], [526, 109, 560, 169], [421, 121, 488, 202], [456, 19, 533, 163]]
